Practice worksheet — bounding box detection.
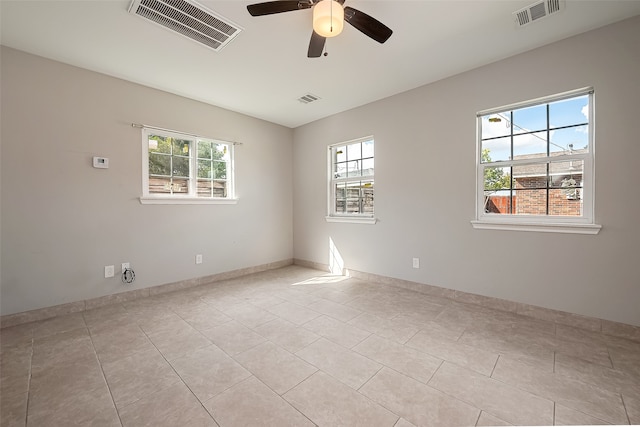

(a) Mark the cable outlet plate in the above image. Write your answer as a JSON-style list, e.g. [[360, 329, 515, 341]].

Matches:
[[122, 262, 130, 272]]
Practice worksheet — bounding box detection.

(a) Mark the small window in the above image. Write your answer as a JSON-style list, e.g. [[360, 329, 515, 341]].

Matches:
[[141, 128, 235, 204], [474, 88, 600, 234], [328, 137, 375, 222]]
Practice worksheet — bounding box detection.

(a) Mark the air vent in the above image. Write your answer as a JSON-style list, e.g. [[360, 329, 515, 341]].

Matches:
[[514, 0, 565, 27], [298, 93, 321, 104], [128, 0, 242, 51]]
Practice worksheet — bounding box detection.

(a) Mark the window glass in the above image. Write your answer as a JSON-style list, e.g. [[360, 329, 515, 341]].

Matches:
[[143, 129, 233, 200], [477, 89, 593, 223], [329, 138, 374, 218]]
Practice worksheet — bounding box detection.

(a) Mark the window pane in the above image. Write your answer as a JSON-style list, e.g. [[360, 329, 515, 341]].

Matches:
[[362, 181, 374, 214], [549, 160, 583, 188], [550, 126, 588, 154], [217, 144, 230, 161], [335, 146, 346, 163], [172, 156, 190, 178], [171, 178, 189, 194], [213, 161, 226, 179], [513, 104, 547, 134], [362, 140, 374, 158], [346, 186, 360, 198], [198, 141, 213, 159], [347, 142, 361, 161], [197, 159, 212, 179], [513, 163, 547, 189], [335, 183, 346, 199], [483, 166, 511, 191], [481, 137, 511, 162], [361, 158, 374, 176], [549, 95, 589, 128], [173, 139, 190, 156], [514, 188, 547, 215], [335, 162, 347, 179], [197, 180, 212, 197], [149, 153, 170, 176], [149, 177, 171, 194], [513, 131, 547, 159], [484, 191, 515, 214], [347, 161, 361, 177], [149, 135, 171, 154], [549, 188, 582, 216], [481, 114, 511, 139], [212, 180, 227, 198]]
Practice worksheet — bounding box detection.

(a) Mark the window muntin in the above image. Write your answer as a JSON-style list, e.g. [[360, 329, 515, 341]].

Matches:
[[143, 128, 233, 200], [477, 89, 593, 223], [329, 137, 374, 217]]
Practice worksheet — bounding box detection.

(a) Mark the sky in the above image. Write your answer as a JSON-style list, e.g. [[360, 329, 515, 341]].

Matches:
[[480, 94, 589, 163]]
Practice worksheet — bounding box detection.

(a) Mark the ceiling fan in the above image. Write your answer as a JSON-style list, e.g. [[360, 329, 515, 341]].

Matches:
[[246, 0, 393, 57]]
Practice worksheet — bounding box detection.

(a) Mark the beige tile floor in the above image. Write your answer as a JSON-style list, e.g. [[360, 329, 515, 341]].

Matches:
[[1, 265, 639, 426]]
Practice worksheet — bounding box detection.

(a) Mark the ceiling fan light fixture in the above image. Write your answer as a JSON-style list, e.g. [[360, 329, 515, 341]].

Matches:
[[313, 0, 344, 38]]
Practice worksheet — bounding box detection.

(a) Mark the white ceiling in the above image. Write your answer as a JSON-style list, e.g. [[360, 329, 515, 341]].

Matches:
[[2, 1, 639, 128]]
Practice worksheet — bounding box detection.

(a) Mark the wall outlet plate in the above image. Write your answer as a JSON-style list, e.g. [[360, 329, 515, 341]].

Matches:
[[412, 258, 420, 269], [195, 254, 203, 264], [105, 265, 115, 278], [122, 262, 130, 271]]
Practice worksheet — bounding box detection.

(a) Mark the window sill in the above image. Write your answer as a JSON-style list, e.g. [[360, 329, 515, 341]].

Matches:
[[140, 197, 238, 205], [326, 216, 377, 225], [470, 220, 601, 235]]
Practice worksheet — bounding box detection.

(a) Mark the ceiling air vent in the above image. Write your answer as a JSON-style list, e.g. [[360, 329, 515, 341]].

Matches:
[[298, 93, 321, 104], [128, 0, 241, 51], [514, 0, 565, 27]]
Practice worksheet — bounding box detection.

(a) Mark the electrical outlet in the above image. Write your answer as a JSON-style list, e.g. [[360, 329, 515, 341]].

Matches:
[[122, 262, 130, 272], [412, 258, 420, 269], [105, 265, 115, 278], [195, 254, 203, 265]]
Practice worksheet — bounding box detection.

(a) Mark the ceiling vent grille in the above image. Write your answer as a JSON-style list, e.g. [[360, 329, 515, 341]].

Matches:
[[298, 93, 321, 104], [514, 0, 565, 27], [128, 0, 242, 51]]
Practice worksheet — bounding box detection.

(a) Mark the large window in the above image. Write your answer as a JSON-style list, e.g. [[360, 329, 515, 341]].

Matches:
[[327, 137, 375, 223], [474, 88, 600, 234], [141, 128, 235, 204]]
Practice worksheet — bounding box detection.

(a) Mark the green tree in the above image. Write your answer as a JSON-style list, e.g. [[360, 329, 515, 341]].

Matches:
[[482, 148, 511, 212]]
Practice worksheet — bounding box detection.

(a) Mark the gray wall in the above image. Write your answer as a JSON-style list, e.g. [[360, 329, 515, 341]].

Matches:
[[1, 47, 294, 315], [292, 16, 640, 327]]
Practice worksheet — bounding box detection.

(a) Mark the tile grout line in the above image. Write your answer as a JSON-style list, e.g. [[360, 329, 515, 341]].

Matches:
[[24, 334, 35, 427], [473, 409, 482, 427], [85, 320, 125, 427], [137, 324, 223, 425], [620, 393, 632, 425], [489, 354, 501, 378]]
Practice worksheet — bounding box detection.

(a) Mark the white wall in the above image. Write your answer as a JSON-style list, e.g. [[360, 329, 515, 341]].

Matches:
[[292, 16, 640, 327], [0, 47, 294, 315]]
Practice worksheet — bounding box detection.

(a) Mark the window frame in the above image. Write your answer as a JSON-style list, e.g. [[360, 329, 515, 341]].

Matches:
[[140, 127, 237, 205], [472, 88, 601, 234], [326, 136, 376, 224]]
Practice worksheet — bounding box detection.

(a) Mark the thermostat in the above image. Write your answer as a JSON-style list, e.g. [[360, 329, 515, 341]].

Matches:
[[93, 157, 109, 169]]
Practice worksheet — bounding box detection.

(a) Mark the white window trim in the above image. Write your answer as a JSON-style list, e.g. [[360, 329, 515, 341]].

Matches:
[[326, 136, 377, 224], [325, 216, 377, 224], [472, 87, 601, 234], [140, 127, 236, 205]]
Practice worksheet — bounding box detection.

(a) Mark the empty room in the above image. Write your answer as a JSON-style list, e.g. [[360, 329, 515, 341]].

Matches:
[[1, 1, 639, 426]]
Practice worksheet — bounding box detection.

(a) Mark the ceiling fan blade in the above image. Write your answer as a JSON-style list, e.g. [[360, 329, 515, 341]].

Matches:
[[344, 6, 393, 44], [247, 1, 309, 17], [307, 31, 326, 58]]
